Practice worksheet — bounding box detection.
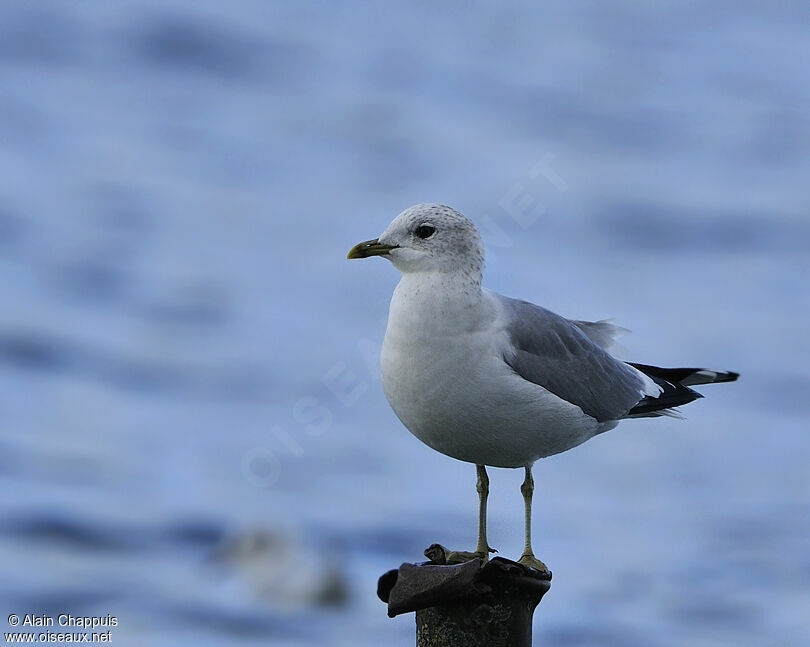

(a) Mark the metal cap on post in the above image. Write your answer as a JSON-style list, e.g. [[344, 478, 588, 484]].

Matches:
[[378, 545, 551, 647]]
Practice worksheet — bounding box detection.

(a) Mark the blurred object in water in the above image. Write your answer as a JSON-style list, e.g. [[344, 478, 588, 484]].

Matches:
[[210, 527, 350, 610]]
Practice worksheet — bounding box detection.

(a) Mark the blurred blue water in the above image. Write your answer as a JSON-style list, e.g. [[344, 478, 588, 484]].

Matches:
[[1, 1, 808, 645]]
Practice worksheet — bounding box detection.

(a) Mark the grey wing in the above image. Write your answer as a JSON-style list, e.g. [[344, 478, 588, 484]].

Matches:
[[572, 319, 628, 353], [499, 296, 655, 422]]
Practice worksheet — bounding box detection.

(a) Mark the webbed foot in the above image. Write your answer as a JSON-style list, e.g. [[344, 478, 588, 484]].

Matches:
[[424, 543, 496, 565], [518, 553, 551, 578]]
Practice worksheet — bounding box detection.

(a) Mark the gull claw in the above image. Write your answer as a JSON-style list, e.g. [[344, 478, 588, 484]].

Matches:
[[518, 554, 551, 578]]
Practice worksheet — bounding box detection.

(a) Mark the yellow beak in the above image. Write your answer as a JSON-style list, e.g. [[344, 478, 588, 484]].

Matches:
[[347, 238, 398, 259]]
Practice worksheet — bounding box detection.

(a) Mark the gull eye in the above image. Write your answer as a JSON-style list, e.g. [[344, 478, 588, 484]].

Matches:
[[415, 224, 436, 239]]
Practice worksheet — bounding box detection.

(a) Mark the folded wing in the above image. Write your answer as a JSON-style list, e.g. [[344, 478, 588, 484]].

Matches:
[[498, 295, 659, 422]]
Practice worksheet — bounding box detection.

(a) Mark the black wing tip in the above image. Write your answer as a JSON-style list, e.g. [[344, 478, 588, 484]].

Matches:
[[690, 369, 740, 385], [625, 365, 739, 418], [628, 386, 701, 416], [629, 363, 740, 386]]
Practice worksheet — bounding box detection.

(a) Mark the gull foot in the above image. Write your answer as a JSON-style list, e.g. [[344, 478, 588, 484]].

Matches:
[[445, 550, 481, 564], [424, 544, 496, 565], [519, 553, 552, 578]]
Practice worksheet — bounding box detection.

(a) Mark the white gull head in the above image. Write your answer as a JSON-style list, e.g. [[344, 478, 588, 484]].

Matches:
[[351, 203, 485, 280]]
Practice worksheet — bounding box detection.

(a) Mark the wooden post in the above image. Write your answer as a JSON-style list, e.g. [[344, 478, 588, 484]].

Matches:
[[378, 545, 551, 647]]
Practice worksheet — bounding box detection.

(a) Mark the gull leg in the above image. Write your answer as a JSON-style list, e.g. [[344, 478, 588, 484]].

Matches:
[[442, 464, 496, 564], [520, 465, 534, 558], [474, 464, 494, 558], [518, 465, 551, 575]]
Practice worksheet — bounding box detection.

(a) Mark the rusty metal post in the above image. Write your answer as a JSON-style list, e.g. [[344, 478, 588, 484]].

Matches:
[[378, 545, 551, 647]]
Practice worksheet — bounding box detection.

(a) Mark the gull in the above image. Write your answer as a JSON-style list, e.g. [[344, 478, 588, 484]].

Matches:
[[348, 204, 738, 574]]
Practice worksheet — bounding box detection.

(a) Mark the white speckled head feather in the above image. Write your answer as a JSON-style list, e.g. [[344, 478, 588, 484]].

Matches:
[[377, 204, 484, 280]]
